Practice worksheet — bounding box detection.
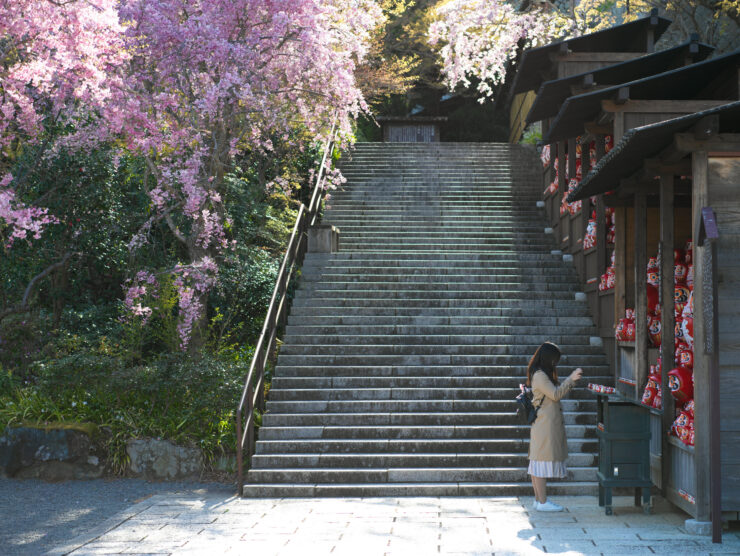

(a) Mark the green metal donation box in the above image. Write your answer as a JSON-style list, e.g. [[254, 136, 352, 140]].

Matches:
[[596, 393, 652, 515]]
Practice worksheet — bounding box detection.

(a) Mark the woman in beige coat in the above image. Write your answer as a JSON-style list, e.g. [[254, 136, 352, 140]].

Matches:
[[527, 341, 583, 512]]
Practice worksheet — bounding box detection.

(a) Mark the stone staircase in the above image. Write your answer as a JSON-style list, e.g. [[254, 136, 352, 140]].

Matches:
[[242, 142, 610, 497]]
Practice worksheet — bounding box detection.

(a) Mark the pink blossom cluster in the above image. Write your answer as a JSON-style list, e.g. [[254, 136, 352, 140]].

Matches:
[[429, 0, 566, 101], [122, 271, 159, 325], [0, 0, 126, 244], [0, 173, 57, 246], [172, 257, 218, 350], [1, 0, 382, 346]]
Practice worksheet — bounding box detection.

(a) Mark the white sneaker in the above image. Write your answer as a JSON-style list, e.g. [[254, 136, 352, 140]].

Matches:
[[532, 501, 541, 511], [536, 500, 564, 512]]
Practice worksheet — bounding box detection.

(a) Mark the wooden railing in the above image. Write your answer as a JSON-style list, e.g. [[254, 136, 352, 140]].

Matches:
[[236, 122, 338, 494]]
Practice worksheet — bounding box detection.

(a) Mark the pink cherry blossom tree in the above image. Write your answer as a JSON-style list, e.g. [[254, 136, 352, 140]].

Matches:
[[0, 0, 127, 246], [429, 0, 567, 101], [0, 0, 128, 322], [1, 0, 382, 348], [109, 0, 382, 348]]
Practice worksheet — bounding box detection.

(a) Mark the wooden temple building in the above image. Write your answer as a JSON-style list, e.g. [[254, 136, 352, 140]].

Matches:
[[509, 10, 740, 540]]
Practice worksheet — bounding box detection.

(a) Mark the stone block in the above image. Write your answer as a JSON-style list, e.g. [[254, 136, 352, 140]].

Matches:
[[684, 518, 712, 536], [308, 224, 340, 253], [0, 424, 104, 479], [126, 438, 203, 480]]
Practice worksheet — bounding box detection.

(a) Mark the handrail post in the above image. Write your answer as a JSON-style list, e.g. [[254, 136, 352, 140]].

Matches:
[[236, 407, 243, 496]]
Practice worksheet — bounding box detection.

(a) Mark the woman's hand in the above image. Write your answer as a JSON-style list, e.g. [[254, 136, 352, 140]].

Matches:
[[570, 368, 584, 382]]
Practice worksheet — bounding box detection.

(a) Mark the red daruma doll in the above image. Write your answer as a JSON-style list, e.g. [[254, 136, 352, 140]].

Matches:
[[668, 367, 694, 403]]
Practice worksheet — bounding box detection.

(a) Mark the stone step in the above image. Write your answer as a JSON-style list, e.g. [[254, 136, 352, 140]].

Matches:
[[257, 424, 594, 440], [299, 269, 575, 279], [275, 354, 606, 366], [244, 467, 597, 484], [284, 325, 596, 336], [306, 252, 565, 261], [281, 335, 592, 347], [296, 282, 578, 293], [260, 411, 597, 427], [326, 208, 546, 215], [269, 376, 609, 390], [335, 232, 556, 240], [286, 315, 594, 326], [240, 481, 598, 497], [301, 267, 572, 277], [272, 366, 610, 379], [254, 437, 597, 455], [293, 289, 580, 301], [325, 208, 544, 216], [250, 452, 596, 468], [278, 343, 603, 356], [264, 399, 597, 414], [299, 260, 573, 271], [291, 306, 588, 323], [291, 297, 588, 308], [325, 223, 544, 229], [265, 398, 600, 414], [265, 388, 600, 402], [289, 304, 591, 316]]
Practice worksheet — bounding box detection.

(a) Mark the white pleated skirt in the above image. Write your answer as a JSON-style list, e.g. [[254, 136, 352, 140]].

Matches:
[[528, 460, 568, 478]]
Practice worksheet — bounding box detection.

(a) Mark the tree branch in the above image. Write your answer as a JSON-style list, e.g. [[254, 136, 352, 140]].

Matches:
[[0, 252, 74, 323]]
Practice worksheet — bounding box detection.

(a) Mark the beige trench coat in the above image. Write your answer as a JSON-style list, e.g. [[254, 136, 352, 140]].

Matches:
[[527, 370, 575, 462]]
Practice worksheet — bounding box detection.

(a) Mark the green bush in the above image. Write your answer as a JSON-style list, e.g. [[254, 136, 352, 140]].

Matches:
[[1, 350, 251, 472]]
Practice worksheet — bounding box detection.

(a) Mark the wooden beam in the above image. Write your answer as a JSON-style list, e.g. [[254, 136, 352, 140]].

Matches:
[[584, 122, 612, 135], [634, 191, 649, 401], [674, 133, 740, 153], [601, 99, 731, 114], [644, 158, 693, 175], [619, 181, 661, 196], [692, 150, 711, 523], [659, 174, 675, 498], [550, 52, 637, 63], [692, 115, 720, 139]]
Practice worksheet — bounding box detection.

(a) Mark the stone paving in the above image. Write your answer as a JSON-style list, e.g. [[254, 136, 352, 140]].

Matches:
[[46, 494, 740, 556]]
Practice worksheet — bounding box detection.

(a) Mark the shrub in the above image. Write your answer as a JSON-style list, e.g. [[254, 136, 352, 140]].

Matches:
[[0, 350, 250, 473]]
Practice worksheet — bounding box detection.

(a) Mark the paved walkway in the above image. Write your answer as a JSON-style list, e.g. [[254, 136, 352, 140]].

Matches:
[[47, 494, 740, 555]]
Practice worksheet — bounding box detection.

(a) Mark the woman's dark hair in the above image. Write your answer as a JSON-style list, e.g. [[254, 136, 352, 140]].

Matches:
[[526, 341, 562, 387]]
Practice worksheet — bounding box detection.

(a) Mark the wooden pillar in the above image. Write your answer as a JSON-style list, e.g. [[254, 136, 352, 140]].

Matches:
[[614, 207, 628, 323], [613, 112, 626, 143], [581, 138, 591, 177], [635, 191, 648, 399], [567, 138, 577, 180], [557, 141, 566, 191], [659, 174, 675, 494], [692, 150, 711, 523], [558, 141, 567, 245], [595, 134, 608, 278]]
